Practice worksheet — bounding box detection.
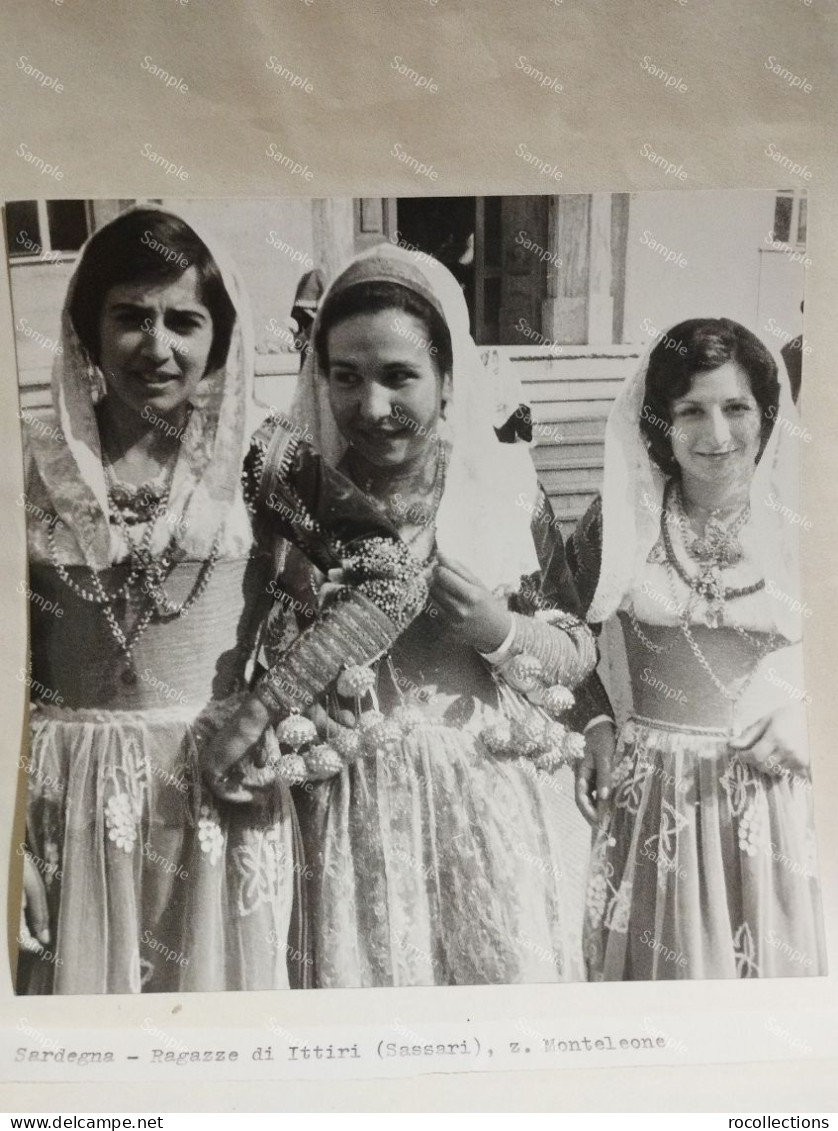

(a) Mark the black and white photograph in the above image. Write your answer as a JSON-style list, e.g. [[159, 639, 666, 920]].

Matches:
[[7, 188, 824, 995]]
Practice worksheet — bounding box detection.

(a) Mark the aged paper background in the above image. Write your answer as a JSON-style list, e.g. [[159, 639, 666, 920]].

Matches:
[[0, 0, 836, 1112]]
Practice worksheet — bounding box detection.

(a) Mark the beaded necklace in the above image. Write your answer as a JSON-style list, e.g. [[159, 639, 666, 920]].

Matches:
[[663, 480, 764, 615], [364, 444, 448, 562], [627, 479, 781, 730], [48, 458, 225, 684]]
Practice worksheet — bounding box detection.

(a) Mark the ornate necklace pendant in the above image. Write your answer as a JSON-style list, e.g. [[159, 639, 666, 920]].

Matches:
[[700, 567, 727, 627], [120, 664, 138, 686], [692, 517, 744, 568]]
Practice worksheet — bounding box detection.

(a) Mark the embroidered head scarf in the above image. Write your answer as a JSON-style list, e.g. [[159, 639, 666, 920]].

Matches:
[[24, 204, 255, 569], [291, 243, 541, 592]]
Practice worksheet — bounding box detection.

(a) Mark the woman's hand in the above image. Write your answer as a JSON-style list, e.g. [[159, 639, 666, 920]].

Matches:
[[20, 854, 50, 955], [201, 694, 274, 804], [728, 704, 810, 781], [429, 552, 512, 653], [574, 719, 617, 827]]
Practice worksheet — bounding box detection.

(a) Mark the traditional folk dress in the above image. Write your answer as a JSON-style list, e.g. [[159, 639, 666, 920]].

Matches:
[[569, 344, 826, 980], [259, 245, 599, 987], [17, 208, 296, 994]]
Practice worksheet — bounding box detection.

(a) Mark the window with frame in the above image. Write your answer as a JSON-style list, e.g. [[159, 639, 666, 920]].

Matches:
[[770, 189, 807, 248], [6, 200, 92, 262]]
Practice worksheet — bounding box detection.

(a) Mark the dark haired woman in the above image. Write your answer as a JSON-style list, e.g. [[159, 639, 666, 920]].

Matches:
[[570, 318, 825, 979], [17, 206, 299, 993], [214, 244, 599, 987]]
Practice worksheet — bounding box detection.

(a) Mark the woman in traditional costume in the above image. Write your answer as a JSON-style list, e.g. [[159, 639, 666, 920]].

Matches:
[[570, 318, 825, 979], [17, 206, 299, 993], [207, 244, 599, 986]]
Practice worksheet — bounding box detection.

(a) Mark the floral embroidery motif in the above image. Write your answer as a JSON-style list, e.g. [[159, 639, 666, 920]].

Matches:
[[721, 756, 764, 855], [104, 792, 137, 853], [656, 800, 689, 868], [234, 827, 288, 918], [604, 878, 633, 934], [585, 832, 631, 935], [139, 957, 156, 989], [585, 831, 613, 919], [720, 755, 756, 817], [612, 753, 654, 815], [733, 921, 761, 978], [649, 543, 666, 566], [197, 803, 224, 866], [737, 803, 765, 857]]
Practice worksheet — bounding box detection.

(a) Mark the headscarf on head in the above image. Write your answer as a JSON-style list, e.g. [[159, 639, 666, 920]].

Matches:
[[24, 204, 256, 569], [290, 243, 541, 593], [587, 326, 803, 644]]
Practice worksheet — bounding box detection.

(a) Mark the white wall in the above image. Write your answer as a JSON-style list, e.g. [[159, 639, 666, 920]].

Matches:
[[164, 196, 316, 368], [623, 189, 807, 363]]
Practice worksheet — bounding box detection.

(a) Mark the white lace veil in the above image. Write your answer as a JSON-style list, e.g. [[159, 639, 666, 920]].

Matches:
[[290, 243, 541, 592], [587, 326, 803, 642], [25, 203, 255, 568]]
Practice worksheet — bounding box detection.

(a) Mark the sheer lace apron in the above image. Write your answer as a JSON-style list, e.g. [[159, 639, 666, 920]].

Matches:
[[296, 716, 583, 988], [584, 714, 825, 980], [21, 694, 297, 995]]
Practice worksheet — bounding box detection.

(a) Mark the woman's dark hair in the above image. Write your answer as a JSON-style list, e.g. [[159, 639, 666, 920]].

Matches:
[[315, 280, 453, 379], [641, 317, 780, 474], [69, 209, 236, 374]]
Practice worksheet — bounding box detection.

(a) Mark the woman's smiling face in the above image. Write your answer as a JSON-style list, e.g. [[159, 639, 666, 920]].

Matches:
[[97, 267, 214, 421], [669, 362, 762, 490], [325, 307, 451, 468]]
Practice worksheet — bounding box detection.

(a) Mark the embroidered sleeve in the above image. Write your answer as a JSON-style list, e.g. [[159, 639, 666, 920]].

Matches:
[[254, 539, 428, 720]]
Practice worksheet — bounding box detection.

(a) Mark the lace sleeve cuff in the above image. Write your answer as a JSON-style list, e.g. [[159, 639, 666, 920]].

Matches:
[[499, 610, 597, 690]]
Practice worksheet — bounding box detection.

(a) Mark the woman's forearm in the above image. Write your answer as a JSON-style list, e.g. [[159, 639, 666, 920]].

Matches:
[[498, 611, 597, 689]]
